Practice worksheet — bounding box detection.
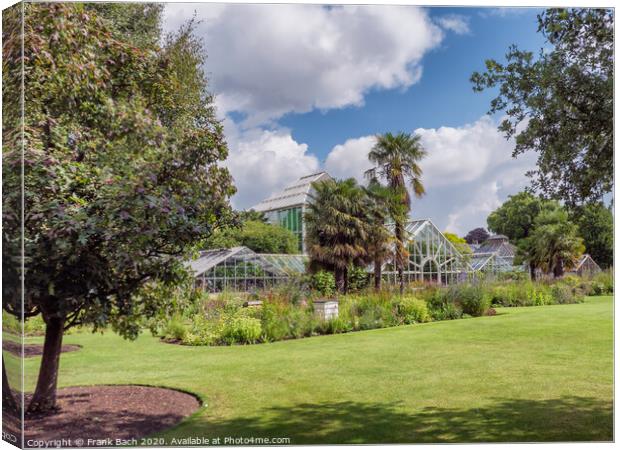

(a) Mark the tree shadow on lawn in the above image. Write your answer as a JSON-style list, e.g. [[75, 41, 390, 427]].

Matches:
[[195, 396, 612, 444]]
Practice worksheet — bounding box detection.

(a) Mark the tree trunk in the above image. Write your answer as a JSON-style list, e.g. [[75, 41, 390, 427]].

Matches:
[[343, 267, 349, 294], [395, 221, 405, 295], [27, 315, 64, 414], [334, 268, 345, 294], [529, 262, 536, 281], [374, 257, 382, 292], [553, 258, 564, 278], [3, 355, 18, 414]]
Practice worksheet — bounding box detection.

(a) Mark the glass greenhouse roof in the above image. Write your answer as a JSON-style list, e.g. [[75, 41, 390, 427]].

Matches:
[[187, 246, 306, 278], [250, 172, 332, 212]]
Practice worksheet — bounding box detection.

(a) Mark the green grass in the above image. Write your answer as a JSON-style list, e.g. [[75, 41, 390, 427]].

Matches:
[[13, 296, 613, 443]]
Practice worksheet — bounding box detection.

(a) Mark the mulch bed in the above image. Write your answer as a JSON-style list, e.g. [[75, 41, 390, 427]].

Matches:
[[2, 340, 81, 358], [3, 385, 201, 447]]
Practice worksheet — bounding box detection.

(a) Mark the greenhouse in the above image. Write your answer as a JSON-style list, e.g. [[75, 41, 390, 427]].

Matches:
[[470, 234, 523, 274], [381, 219, 472, 285], [187, 222, 529, 292], [569, 254, 601, 276], [251, 172, 332, 252], [188, 247, 307, 292]]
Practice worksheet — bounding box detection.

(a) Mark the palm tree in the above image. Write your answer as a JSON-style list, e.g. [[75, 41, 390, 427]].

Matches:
[[363, 183, 395, 291], [304, 178, 369, 293], [529, 208, 585, 278], [365, 132, 426, 294]]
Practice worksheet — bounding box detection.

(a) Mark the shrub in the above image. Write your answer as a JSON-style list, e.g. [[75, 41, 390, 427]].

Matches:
[[489, 281, 552, 307], [260, 302, 293, 342], [286, 307, 318, 339], [2, 314, 48, 336], [458, 284, 491, 317], [397, 296, 430, 324], [162, 315, 188, 341], [220, 315, 262, 345], [317, 316, 352, 334], [311, 270, 336, 297], [347, 265, 370, 292], [590, 270, 613, 295], [259, 300, 317, 342], [550, 283, 583, 304], [420, 287, 463, 321]]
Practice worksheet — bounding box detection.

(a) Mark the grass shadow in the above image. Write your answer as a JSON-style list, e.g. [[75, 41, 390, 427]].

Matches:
[[185, 396, 612, 444]]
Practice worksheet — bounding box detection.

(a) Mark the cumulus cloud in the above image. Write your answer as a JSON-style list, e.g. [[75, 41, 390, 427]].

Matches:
[[323, 116, 518, 187], [444, 181, 502, 234], [223, 120, 320, 209], [321, 116, 537, 234], [325, 135, 376, 183], [436, 14, 471, 35], [164, 4, 444, 126], [415, 115, 516, 187]]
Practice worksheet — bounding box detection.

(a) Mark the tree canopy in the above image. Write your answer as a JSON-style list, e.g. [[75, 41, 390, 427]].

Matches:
[[570, 202, 613, 269], [205, 220, 298, 254], [487, 192, 552, 243], [444, 232, 473, 260], [527, 207, 585, 277], [2, 3, 235, 412], [464, 228, 490, 245], [471, 8, 613, 206]]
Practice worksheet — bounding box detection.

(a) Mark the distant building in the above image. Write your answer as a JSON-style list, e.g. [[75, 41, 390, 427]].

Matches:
[[250, 172, 332, 252], [471, 234, 522, 273], [569, 254, 602, 276]]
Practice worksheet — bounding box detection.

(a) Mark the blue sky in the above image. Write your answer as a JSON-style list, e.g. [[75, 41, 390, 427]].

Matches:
[[164, 5, 547, 235], [280, 7, 545, 155]]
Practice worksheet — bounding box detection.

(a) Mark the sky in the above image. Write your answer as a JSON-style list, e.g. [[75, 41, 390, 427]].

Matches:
[[163, 4, 548, 235]]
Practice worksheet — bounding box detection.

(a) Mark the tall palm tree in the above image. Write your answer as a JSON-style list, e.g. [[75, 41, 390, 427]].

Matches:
[[365, 132, 426, 294], [363, 182, 395, 291], [304, 178, 369, 293]]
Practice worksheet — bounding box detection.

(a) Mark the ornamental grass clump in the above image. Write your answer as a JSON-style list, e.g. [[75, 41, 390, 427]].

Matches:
[[456, 284, 492, 317], [397, 296, 431, 324], [418, 287, 463, 321], [489, 281, 553, 307]]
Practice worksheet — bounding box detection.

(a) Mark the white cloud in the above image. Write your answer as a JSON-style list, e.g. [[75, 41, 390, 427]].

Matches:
[[436, 14, 471, 35], [320, 116, 537, 235], [325, 135, 376, 183], [322, 116, 518, 188], [444, 181, 502, 235], [164, 4, 444, 126], [478, 8, 532, 19], [415, 115, 515, 187], [223, 119, 320, 209]]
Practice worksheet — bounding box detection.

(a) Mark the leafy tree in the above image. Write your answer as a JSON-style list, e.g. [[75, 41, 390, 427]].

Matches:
[[571, 202, 613, 269], [444, 232, 473, 263], [487, 192, 555, 278], [203, 227, 241, 250], [85, 3, 163, 48], [365, 132, 426, 294], [528, 208, 585, 277], [2, 4, 235, 413], [471, 8, 613, 206], [204, 215, 297, 254], [239, 209, 267, 223], [464, 227, 490, 245], [2, 2, 23, 415], [238, 221, 297, 254], [304, 178, 369, 293]]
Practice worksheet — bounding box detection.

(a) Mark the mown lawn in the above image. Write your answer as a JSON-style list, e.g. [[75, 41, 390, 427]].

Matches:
[[12, 296, 614, 443]]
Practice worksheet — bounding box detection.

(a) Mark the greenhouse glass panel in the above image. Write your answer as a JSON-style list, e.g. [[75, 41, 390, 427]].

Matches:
[[380, 219, 472, 285], [187, 247, 304, 293]]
